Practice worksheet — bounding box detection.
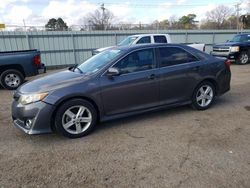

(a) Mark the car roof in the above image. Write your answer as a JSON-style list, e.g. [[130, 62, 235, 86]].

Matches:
[[129, 34, 169, 37], [115, 43, 187, 51], [112, 43, 211, 60]]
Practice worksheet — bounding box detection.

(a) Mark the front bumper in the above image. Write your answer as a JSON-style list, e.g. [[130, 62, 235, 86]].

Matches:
[[12, 100, 55, 135], [211, 51, 240, 62]]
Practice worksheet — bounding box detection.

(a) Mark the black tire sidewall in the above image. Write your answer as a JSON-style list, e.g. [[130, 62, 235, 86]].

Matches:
[[0, 69, 24, 90], [192, 81, 215, 110], [237, 51, 249, 65], [54, 99, 97, 138]]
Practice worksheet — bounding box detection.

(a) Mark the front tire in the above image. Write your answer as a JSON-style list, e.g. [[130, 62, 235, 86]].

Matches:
[[192, 81, 215, 110], [0, 69, 24, 90], [54, 99, 97, 138], [237, 51, 249, 65]]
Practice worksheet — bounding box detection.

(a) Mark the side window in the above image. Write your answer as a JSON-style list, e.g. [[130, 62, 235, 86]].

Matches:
[[136, 36, 151, 44], [242, 35, 248, 42], [114, 49, 155, 74], [154, 36, 167, 43], [159, 47, 199, 67]]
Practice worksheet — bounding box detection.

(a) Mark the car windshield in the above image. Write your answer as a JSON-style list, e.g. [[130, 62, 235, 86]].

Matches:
[[77, 49, 122, 74], [118, 36, 138, 46], [230, 35, 250, 42]]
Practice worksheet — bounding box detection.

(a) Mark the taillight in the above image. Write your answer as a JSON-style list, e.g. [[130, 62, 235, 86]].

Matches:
[[34, 55, 41, 66], [225, 59, 231, 68]]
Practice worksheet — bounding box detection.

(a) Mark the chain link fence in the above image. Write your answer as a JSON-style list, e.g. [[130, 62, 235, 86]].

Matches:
[[0, 29, 250, 68]]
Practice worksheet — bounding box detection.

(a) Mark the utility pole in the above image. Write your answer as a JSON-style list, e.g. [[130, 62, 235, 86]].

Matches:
[[23, 19, 27, 31], [100, 3, 105, 30], [235, 3, 241, 32]]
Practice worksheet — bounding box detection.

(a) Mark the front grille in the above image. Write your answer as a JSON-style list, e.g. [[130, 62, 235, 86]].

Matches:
[[213, 47, 230, 52]]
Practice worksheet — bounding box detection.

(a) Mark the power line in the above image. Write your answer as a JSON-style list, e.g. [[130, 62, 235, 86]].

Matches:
[[8, 0, 237, 7], [100, 2, 236, 8]]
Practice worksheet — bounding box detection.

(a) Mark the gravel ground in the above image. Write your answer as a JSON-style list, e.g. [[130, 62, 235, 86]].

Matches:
[[0, 65, 250, 188]]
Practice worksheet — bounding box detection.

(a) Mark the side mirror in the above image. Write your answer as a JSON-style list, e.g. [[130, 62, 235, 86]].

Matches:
[[106, 67, 120, 77]]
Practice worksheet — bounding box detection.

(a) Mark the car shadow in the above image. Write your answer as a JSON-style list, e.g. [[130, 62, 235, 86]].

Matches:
[[95, 106, 190, 132], [19, 97, 229, 143]]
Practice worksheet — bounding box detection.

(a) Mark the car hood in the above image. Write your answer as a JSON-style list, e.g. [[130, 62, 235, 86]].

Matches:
[[214, 42, 242, 47], [18, 70, 90, 94]]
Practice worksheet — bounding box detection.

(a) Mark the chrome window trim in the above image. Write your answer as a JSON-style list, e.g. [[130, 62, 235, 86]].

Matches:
[[157, 46, 200, 68]]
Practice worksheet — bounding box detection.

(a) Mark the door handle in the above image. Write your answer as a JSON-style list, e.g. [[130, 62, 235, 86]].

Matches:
[[148, 74, 156, 80]]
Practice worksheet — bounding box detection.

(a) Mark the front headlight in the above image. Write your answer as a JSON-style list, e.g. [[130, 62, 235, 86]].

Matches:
[[19, 92, 49, 105], [230, 46, 240, 52]]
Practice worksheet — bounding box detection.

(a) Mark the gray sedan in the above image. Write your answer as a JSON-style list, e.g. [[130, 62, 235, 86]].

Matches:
[[12, 44, 231, 138]]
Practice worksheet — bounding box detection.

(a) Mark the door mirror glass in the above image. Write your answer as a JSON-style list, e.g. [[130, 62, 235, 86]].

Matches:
[[107, 67, 120, 77]]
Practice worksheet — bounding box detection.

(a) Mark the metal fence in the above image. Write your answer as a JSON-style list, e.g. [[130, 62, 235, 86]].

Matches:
[[0, 30, 250, 67]]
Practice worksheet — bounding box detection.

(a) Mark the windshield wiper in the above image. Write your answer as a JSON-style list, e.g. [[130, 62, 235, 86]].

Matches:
[[74, 67, 83, 73], [68, 64, 83, 73]]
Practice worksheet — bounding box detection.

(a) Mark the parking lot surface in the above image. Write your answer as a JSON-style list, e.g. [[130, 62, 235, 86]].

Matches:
[[0, 65, 250, 188]]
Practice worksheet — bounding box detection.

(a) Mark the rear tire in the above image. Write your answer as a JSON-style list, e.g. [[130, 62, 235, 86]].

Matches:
[[0, 69, 24, 90], [191, 81, 215, 110], [54, 99, 97, 138], [236, 51, 249, 65]]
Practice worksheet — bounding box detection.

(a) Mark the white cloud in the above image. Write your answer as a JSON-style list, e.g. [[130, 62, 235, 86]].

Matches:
[[108, 3, 131, 22], [0, 0, 15, 9], [181, 3, 218, 21], [42, 0, 98, 25], [240, 0, 250, 13], [0, 0, 30, 9], [177, 0, 187, 5], [0, 0, 243, 28], [3, 5, 33, 24]]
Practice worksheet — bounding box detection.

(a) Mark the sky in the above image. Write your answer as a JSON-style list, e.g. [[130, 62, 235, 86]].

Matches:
[[0, 0, 249, 27]]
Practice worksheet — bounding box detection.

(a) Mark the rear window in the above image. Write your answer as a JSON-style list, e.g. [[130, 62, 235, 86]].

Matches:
[[159, 47, 199, 67], [154, 36, 167, 43]]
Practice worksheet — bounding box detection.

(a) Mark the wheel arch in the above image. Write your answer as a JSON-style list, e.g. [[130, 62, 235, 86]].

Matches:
[[50, 96, 101, 132], [0, 65, 26, 77], [196, 78, 219, 95]]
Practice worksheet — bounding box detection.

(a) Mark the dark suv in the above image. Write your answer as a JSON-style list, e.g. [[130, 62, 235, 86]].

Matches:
[[12, 44, 231, 138], [211, 33, 250, 65]]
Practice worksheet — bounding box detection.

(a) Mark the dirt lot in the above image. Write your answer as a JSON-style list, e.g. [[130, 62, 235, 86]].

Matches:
[[0, 65, 250, 188]]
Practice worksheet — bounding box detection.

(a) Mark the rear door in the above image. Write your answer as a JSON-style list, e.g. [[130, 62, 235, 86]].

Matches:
[[157, 47, 200, 105], [100, 48, 159, 115]]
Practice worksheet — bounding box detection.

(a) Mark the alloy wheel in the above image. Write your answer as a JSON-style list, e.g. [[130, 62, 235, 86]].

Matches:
[[240, 53, 249, 64], [196, 85, 214, 107], [62, 105, 92, 135]]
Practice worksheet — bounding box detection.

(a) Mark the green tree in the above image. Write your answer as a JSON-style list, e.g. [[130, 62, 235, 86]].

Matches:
[[240, 15, 250, 29], [159, 19, 170, 29], [45, 18, 68, 31], [178, 14, 197, 29]]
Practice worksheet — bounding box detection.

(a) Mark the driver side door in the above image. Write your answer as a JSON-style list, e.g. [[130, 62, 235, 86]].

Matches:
[[100, 48, 159, 116]]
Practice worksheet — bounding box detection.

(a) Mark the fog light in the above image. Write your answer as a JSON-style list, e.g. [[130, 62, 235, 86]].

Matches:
[[25, 119, 33, 129]]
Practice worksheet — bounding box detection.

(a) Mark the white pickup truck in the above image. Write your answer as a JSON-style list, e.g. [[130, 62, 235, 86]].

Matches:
[[93, 34, 205, 55]]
